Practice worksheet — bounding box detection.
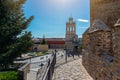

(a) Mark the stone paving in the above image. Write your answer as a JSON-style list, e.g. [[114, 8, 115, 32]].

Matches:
[[53, 56, 93, 80]]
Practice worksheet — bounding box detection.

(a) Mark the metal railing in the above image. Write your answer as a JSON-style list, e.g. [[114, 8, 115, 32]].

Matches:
[[36, 53, 56, 80]]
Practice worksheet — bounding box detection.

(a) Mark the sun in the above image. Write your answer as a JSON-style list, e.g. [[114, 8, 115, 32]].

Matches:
[[56, 0, 69, 5], [49, 0, 75, 7]]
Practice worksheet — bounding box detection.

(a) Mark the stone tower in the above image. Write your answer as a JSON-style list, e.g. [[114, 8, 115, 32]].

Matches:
[[65, 17, 78, 50], [90, 0, 120, 27]]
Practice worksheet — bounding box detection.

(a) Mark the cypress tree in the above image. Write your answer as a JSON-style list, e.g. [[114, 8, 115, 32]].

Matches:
[[41, 35, 46, 44]]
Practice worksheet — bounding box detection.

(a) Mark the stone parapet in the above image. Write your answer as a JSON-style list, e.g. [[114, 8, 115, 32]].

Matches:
[[83, 18, 120, 80], [82, 29, 112, 79], [18, 62, 30, 80], [82, 1, 120, 79], [112, 19, 120, 80]]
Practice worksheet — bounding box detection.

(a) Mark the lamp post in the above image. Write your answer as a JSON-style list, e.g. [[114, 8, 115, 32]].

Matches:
[[65, 46, 67, 63]]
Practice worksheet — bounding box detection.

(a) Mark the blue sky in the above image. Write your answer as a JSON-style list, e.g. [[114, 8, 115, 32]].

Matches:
[[24, 0, 90, 38]]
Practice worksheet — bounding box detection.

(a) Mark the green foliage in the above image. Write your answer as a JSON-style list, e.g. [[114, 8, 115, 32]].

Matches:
[[35, 52, 44, 56], [34, 51, 48, 56], [80, 46, 82, 49], [41, 38, 46, 44], [41, 35, 46, 44], [0, 0, 34, 70], [42, 51, 48, 54], [0, 71, 18, 80], [74, 46, 78, 49], [79, 46, 82, 52]]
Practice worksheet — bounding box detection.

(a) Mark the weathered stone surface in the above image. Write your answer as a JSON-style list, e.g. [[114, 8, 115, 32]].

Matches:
[[82, 1, 120, 80], [53, 57, 93, 80], [65, 17, 79, 50], [90, 0, 120, 27]]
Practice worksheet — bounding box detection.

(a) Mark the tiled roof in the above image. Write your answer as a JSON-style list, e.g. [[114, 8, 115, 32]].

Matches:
[[45, 38, 65, 41], [32, 38, 65, 43]]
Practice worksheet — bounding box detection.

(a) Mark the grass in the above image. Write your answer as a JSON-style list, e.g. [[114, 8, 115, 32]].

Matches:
[[35, 51, 48, 56], [36, 52, 44, 56], [26, 51, 49, 58], [0, 71, 18, 80]]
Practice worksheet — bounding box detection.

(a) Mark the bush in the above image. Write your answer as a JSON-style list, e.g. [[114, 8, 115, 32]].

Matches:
[[0, 71, 18, 80], [79, 46, 83, 50], [36, 51, 48, 56], [36, 52, 44, 56]]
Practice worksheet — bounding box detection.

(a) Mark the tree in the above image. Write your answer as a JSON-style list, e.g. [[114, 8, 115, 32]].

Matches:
[[41, 35, 46, 44], [0, 0, 34, 70]]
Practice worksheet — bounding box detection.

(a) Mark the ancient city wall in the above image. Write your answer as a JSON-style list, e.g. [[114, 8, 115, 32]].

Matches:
[[90, 0, 120, 27], [112, 24, 120, 79], [82, 29, 113, 80], [82, 0, 120, 80]]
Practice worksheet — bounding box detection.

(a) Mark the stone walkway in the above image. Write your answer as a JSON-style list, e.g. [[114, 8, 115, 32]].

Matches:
[[52, 56, 93, 80]]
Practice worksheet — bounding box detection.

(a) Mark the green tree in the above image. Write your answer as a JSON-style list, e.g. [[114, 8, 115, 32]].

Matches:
[[41, 35, 46, 44], [0, 0, 34, 70]]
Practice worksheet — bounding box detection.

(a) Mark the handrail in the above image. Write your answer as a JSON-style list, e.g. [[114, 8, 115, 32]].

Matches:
[[18, 62, 30, 71], [37, 53, 56, 80]]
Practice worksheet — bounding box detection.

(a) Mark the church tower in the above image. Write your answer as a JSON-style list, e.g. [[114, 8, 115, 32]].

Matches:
[[65, 17, 78, 50]]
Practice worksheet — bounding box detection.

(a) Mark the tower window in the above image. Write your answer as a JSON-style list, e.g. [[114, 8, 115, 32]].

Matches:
[[67, 27, 69, 32], [70, 27, 72, 32], [73, 27, 74, 31]]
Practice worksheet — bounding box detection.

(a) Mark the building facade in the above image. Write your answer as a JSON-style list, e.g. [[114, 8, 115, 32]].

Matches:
[[32, 38, 65, 51]]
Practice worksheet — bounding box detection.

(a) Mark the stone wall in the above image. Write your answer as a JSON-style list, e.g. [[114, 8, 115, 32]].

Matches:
[[38, 44, 48, 51], [82, 29, 113, 80], [112, 24, 120, 80], [18, 63, 30, 80], [90, 0, 120, 27], [82, 0, 120, 79]]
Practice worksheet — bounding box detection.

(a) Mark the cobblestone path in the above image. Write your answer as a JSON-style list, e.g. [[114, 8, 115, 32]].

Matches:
[[53, 56, 93, 80]]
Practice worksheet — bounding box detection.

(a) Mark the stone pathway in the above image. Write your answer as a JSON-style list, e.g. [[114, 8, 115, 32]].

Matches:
[[53, 56, 93, 80]]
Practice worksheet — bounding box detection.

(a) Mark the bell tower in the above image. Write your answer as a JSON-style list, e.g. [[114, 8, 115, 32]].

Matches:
[[66, 17, 76, 41], [65, 17, 78, 50]]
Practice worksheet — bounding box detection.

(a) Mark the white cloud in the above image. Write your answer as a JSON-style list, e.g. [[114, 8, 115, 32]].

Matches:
[[79, 26, 89, 28], [78, 19, 89, 22]]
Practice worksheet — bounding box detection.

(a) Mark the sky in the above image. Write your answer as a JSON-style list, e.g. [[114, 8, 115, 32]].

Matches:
[[23, 0, 90, 38]]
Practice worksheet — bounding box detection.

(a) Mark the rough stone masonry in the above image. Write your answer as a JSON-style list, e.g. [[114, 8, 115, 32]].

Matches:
[[82, 0, 120, 80]]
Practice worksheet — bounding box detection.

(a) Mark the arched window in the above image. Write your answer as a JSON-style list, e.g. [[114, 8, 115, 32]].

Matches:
[[67, 27, 69, 32], [72, 27, 74, 31], [70, 27, 72, 32]]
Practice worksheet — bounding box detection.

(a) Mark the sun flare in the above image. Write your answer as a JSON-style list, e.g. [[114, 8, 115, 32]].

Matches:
[[49, 0, 75, 7]]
